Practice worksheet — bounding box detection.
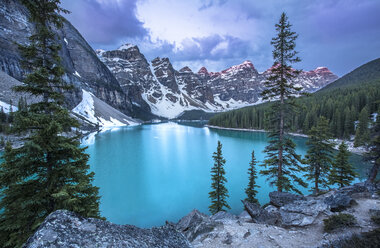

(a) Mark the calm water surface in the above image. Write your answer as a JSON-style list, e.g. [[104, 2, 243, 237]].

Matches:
[[84, 122, 371, 227]]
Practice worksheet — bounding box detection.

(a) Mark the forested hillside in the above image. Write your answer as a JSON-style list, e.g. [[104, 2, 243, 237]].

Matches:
[[209, 58, 380, 139]]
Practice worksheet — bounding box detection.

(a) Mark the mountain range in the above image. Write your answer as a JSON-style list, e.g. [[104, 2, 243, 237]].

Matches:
[[97, 44, 338, 119], [0, 0, 338, 126]]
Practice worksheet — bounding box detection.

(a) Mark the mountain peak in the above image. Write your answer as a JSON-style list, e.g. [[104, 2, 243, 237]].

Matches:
[[221, 60, 256, 74], [118, 43, 136, 51], [198, 67, 209, 75], [179, 66, 193, 73]]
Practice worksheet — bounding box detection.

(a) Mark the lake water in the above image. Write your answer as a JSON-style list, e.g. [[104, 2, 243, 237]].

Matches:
[[85, 122, 371, 228]]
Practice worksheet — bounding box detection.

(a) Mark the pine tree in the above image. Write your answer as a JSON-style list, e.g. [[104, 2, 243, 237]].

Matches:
[[329, 142, 356, 188], [305, 117, 335, 194], [354, 106, 370, 147], [245, 150, 260, 204], [366, 111, 380, 183], [259, 12, 307, 194], [209, 141, 230, 214], [0, 1, 101, 247]]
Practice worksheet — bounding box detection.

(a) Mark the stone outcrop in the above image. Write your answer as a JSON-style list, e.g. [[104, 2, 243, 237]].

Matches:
[[280, 199, 329, 227], [242, 200, 281, 225], [324, 193, 357, 212], [269, 191, 306, 207], [24, 210, 191, 248], [175, 209, 222, 242]]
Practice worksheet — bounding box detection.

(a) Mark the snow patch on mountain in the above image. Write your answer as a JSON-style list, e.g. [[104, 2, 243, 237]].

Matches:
[[118, 43, 135, 50], [0, 100, 17, 113], [73, 90, 139, 127]]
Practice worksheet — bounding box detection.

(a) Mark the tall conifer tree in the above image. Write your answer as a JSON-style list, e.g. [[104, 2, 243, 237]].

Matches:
[[354, 106, 370, 147], [366, 110, 380, 183], [329, 142, 356, 187], [259, 12, 307, 194], [305, 117, 335, 194], [209, 141, 230, 214], [245, 150, 260, 204], [0, 1, 101, 247]]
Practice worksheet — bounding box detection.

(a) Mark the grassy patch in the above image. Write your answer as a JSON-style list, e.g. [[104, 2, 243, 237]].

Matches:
[[323, 213, 356, 232], [326, 228, 380, 248]]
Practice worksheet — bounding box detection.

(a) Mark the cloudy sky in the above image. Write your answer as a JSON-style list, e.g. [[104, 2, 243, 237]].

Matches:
[[61, 0, 380, 76]]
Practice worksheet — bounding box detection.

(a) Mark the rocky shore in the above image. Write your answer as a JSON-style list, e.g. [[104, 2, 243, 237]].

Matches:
[[24, 183, 379, 248]]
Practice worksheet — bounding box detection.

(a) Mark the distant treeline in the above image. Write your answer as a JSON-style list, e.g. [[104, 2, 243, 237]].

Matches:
[[209, 59, 380, 139]]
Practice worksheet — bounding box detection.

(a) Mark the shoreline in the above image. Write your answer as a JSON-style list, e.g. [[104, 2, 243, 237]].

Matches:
[[206, 125, 366, 155]]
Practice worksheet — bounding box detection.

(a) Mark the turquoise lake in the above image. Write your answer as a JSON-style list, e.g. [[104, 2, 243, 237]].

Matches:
[[85, 122, 371, 228]]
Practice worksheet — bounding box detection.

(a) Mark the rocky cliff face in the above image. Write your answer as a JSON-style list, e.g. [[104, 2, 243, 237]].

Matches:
[[99, 44, 339, 118], [0, 0, 133, 113], [24, 210, 191, 248], [98, 45, 220, 118]]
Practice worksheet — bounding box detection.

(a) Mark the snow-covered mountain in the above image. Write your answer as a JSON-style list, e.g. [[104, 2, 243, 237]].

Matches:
[[98, 44, 339, 119], [73, 90, 139, 128]]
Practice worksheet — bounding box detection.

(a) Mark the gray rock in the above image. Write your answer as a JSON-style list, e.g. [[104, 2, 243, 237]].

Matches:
[[242, 200, 281, 225], [176, 209, 221, 242], [211, 211, 238, 220], [222, 232, 233, 245], [369, 209, 380, 219], [269, 191, 306, 207], [24, 210, 192, 248], [324, 194, 356, 212], [337, 183, 370, 198], [280, 199, 329, 227], [238, 211, 251, 221], [242, 200, 262, 219]]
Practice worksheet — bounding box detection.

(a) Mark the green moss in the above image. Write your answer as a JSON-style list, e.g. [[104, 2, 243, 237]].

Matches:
[[323, 213, 356, 232]]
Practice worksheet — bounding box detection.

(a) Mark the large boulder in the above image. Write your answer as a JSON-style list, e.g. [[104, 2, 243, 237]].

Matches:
[[176, 209, 221, 242], [280, 199, 329, 227], [324, 193, 357, 212], [242, 200, 281, 225], [24, 210, 191, 248], [337, 183, 370, 198], [242, 200, 262, 219], [269, 191, 306, 207]]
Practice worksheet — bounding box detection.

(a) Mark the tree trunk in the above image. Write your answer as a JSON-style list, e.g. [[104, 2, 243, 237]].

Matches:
[[278, 94, 284, 192], [367, 163, 379, 183]]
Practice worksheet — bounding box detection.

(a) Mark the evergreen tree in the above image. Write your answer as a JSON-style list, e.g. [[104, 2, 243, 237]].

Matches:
[[259, 12, 307, 193], [245, 150, 260, 204], [209, 141, 230, 214], [0, 1, 101, 247], [354, 106, 370, 147], [366, 111, 380, 183], [329, 142, 356, 188], [0, 107, 6, 123], [305, 117, 335, 194]]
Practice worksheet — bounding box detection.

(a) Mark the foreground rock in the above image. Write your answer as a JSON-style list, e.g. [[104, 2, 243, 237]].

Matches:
[[24, 210, 191, 248], [176, 209, 222, 242], [269, 191, 306, 207], [242, 200, 281, 225]]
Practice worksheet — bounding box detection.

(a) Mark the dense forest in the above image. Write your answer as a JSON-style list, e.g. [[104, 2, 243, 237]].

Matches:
[[209, 58, 380, 140]]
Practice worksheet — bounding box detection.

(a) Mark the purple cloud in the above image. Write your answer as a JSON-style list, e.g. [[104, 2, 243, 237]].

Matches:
[[61, 0, 147, 48]]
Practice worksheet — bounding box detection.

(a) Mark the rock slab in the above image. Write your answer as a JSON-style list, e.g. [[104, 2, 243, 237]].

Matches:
[[269, 191, 306, 207], [176, 209, 222, 242], [24, 210, 192, 248]]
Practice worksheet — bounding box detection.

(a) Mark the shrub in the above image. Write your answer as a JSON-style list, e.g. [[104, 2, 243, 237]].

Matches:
[[372, 215, 380, 225], [323, 213, 356, 232], [323, 228, 380, 248]]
